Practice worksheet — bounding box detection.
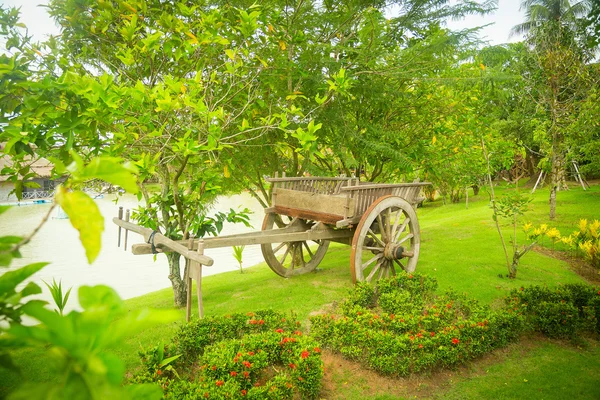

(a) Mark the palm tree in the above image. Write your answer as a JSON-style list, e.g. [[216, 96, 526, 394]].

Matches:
[[511, 0, 592, 36]]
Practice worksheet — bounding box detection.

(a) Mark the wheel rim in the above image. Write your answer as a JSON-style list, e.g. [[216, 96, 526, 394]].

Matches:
[[350, 196, 420, 283], [261, 213, 330, 277]]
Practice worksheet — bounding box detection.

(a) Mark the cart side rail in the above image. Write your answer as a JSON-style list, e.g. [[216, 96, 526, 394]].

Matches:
[[266, 176, 356, 196], [340, 182, 430, 216]]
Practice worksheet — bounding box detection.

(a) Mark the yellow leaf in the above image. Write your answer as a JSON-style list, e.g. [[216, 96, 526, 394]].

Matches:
[[432, 136, 437, 145], [185, 31, 199, 44], [479, 63, 486, 71], [55, 188, 104, 264], [453, 147, 458, 153], [224, 165, 230, 178], [180, 84, 186, 94], [268, 24, 274, 33], [279, 41, 286, 51], [122, 2, 137, 13]]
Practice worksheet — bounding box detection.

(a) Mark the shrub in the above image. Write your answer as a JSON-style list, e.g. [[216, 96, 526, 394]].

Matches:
[[311, 272, 526, 377], [133, 310, 323, 399], [506, 284, 600, 339]]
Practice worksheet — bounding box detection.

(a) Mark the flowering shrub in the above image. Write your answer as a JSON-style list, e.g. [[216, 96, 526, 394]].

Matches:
[[311, 273, 526, 376], [505, 283, 600, 339], [524, 219, 600, 268], [132, 310, 323, 399], [172, 310, 301, 364]]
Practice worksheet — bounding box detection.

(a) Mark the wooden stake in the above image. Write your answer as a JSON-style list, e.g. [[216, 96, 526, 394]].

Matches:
[[117, 207, 123, 247], [186, 238, 193, 322], [124, 209, 130, 251], [196, 241, 204, 319]]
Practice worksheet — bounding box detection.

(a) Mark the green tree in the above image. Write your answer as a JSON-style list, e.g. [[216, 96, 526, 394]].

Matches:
[[513, 0, 595, 219]]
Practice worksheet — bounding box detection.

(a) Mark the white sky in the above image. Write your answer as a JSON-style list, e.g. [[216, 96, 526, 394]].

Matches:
[[1, 0, 524, 45]]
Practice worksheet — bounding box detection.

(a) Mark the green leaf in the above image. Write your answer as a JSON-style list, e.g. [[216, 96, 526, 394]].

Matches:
[[124, 383, 163, 400], [55, 187, 104, 263], [81, 157, 139, 194], [78, 285, 124, 314], [20, 281, 42, 297], [0, 263, 48, 294]]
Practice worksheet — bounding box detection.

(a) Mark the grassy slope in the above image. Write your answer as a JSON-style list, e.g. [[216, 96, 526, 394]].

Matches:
[[2, 184, 599, 398]]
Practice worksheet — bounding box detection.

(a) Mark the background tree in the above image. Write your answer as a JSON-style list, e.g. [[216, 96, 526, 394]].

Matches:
[[512, 0, 595, 219]]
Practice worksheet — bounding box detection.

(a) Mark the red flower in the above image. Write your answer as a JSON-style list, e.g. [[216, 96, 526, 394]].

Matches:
[[248, 351, 255, 356], [409, 335, 415, 341], [243, 371, 250, 378], [294, 330, 302, 336], [452, 338, 460, 345], [446, 303, 452, 309], [313, 347, 321, 353], [204, 393, 209, 399], [211, 365, 217, 371], [156, 369, 162, 375], [258, 319, 265, 325], [216, 380, 224, 387], [230, 371, 238, 377], [301, 350, 310, 359], [597, 290, 600, 295], [233, 357, 239, 363], [241, 390, 247, 396], [289, 363, 296, 369], [418, 344, 423, 349], [247, 312, 255, 317], [276, 328, 284, 333], [243, 361, 251, 368], [249, 319, 258, 325], [254, 382, 261, 387], [390, 314, 395, 319], [520, 287, 524, 291], [416, 332, 423, 338], [430, 332, 435, 337]]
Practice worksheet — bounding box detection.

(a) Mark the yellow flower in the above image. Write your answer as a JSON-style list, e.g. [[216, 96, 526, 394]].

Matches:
[[579, 240, 592, 254], [523, 222, 533, 232], [578, 219, 588, 234], [539, 224, 548, 233], [546, 227, 561, 241], [589, 220, 600, 239], [572, 231, 580, 238], [560, 236, 574, 247]]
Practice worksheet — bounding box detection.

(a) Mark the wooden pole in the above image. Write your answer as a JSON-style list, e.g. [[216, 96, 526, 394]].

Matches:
[[196, 241, 204, 319], [117, 207, 123, 247], [186, 238, 193, 322], [124, 209, 130, 251], [532, 171, 545, 194]]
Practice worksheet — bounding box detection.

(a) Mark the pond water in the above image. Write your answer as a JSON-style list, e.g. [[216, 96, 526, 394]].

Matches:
[[0, 192, 266, 313]]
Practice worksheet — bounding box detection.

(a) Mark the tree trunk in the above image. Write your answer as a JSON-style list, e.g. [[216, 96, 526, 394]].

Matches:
[[167, 252, 187, 307], [471, 185, 480, 196], [549, 147, 565, 220]]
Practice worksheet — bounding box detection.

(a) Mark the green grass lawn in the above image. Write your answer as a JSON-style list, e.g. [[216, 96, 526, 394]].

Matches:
[[2, 183, 599, 398]]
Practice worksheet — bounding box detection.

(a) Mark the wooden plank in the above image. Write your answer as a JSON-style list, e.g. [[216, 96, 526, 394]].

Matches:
[[131, 226, 354, 255], [340, 182, 431, 191], [112, 218, 214, 266], [273, 188, 355, 218], [266, 177, 351, 182], [274, 206, 345, 225]]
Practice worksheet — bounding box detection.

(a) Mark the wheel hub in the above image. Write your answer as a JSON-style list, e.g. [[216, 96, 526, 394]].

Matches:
[[384, 243, 405, 260]]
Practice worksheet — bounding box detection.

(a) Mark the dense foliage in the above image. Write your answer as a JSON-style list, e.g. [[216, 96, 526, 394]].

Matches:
[[310, 273, 599, 376], [131, 310, 323, 399]]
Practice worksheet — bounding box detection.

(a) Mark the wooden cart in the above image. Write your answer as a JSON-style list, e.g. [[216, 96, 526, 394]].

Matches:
[[117, 176, 428, 282], [114, 176, 429, 318]]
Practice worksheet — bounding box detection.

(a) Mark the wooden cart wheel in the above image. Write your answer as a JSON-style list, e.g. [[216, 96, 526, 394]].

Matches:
[[261, 213, 330, 277], [350, 195, 420, 283]]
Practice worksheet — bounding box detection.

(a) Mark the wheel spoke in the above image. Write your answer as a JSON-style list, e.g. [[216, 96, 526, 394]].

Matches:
[[377, 262, 386, 280], [377, 214, 386, 241], [278, 245, 292, 265], [394, 259, 405, 271], [366, 259, 384, 282], [362, 252, 384, 269], [397, 233, 414, 245], [303, 241, 314, 258], [386, 208, 392, 239], [364, 246, 385, 252], [299, 244, 306, 269], [272, 242, 287, 254], [390, 262, 397, 276], [393, 217, 410, 243], [367, 229, 386, 247], [391, 209, 401, 238]]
